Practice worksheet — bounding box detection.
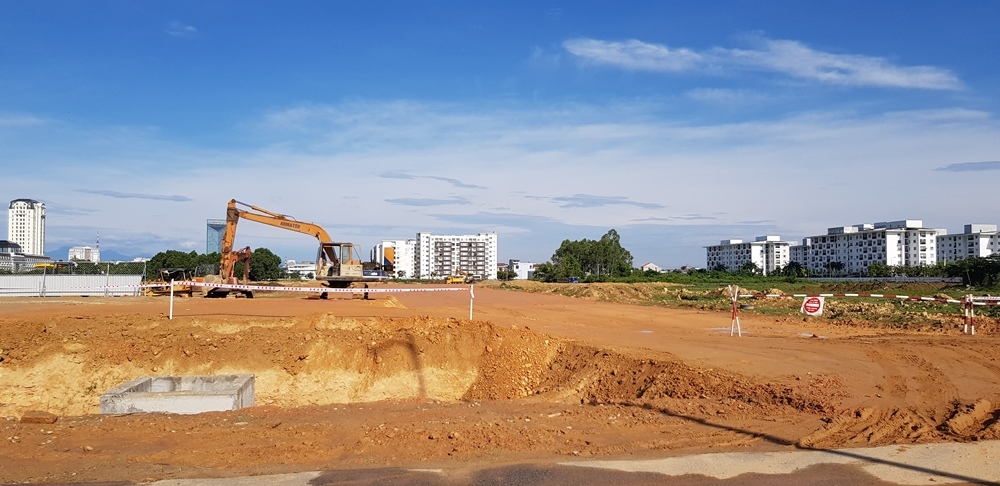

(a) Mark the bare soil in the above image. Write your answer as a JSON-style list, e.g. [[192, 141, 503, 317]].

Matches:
[[1, 282, 999, 483]]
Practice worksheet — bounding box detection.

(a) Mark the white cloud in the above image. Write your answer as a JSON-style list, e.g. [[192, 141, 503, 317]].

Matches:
[[164, 21, 198, 39], [563, 36, 962, 90], [7, 101, 999, 265], [563, 38, 703, 72], [684, 88, 767, 104], [0, 115, 47, 127]]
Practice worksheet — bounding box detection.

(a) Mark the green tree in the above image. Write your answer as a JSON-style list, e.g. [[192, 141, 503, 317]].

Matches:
[[866, 262, 892, 277], [739, 261, 760, 275], [548, 229, 633, 279], [497, 268, 517, 280], [948, 254, 1000, 287], [781, 261, 806, 278], [146, 250, 201, 280], [248, 247, 282, 281], [824, 261, 845, 276]]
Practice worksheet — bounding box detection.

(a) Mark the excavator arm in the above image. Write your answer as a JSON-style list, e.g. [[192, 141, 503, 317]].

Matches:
[[214, 199, 366, 292]]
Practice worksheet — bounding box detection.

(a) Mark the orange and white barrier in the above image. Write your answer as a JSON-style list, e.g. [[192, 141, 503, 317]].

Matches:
[[167, 280, 475, 320], [732, 287, 998, 336]]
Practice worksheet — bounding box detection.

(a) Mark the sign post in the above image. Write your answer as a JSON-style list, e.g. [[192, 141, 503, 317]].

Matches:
[[801, 296, 825, 316], [728, 285, 742, 337]]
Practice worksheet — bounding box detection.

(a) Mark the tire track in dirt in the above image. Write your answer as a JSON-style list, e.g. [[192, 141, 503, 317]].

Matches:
[[800, 338, 1000, 448]]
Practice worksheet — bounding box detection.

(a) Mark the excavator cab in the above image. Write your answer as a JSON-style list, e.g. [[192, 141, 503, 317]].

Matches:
[[317, 242, 364, 281]]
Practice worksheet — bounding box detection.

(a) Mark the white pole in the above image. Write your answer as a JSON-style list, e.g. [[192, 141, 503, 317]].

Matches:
[[169, 279, 175, 320], [469, 285, 475, 320], [105, 263, 111, 297]]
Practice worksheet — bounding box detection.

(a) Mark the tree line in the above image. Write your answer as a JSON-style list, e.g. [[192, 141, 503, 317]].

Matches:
[[145, 248, 283, 281]]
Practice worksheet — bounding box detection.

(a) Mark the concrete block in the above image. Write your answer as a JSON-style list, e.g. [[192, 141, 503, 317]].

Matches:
[[100, 374, 254, 414]]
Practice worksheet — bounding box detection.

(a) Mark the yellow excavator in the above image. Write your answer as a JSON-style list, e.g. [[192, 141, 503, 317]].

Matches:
[[445, 269, 474, 284], [205, 199, 379, 298]]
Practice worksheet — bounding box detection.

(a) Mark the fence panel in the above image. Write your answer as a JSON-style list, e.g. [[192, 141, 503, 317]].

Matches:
[[0, 275, 144, 297]]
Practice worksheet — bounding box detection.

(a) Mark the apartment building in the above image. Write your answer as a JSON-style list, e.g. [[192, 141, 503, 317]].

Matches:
[[371, 239, 418, 278], [937, 224, 1000, 263], [68, 246, 101, 262], [415, 232, 498, 280], [284, 260, 317, 279], [8, 199, 45, 256], [705, 235, 792, 274], [789, 220, 946, 274]]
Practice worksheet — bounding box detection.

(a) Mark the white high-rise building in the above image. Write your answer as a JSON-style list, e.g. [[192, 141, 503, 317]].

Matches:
[[416, 232, 498, 280], [705, 235, 792, 275], [790, 220, 946, 274], [8, 199, 45, 256], [937, 224, 1000, 263], [371, 239, 418, 279], [372, 233, 498, 280], [68, 246, 101, 262]]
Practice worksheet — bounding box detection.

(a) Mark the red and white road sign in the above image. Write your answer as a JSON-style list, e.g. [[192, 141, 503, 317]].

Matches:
[[801, 296, 825, 316]]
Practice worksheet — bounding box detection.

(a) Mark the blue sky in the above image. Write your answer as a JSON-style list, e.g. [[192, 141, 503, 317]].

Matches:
[[3, 1, 999, 267]]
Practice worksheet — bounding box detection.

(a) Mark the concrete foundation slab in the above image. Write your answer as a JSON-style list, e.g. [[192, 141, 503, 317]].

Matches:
[[100, 374, 254, 414]]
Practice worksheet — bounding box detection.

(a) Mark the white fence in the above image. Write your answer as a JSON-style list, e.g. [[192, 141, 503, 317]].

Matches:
[[0, 275, 144, 297]]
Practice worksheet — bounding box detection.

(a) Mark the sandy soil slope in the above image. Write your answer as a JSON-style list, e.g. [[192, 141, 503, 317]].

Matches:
[[1, 284, 998, 483]]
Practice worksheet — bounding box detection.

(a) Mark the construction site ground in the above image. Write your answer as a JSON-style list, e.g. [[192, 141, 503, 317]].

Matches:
[[1, 281, 999, 484]]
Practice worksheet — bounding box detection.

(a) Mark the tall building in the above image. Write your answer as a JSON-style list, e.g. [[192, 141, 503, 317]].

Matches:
[[8, 199, 45, 256], [371, 239, 417, 278], [937, 224, 1000, 263], [415, 232, 498, 280], [705, 235, 793, 275], [372, 232, 499, 280], [206, 219, 226, 254], [68, 246, 100, 262], [789, 220, 946, 275]]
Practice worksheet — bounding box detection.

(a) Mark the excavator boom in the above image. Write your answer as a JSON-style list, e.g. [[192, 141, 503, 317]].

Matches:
[[209, 199, 374, 296]]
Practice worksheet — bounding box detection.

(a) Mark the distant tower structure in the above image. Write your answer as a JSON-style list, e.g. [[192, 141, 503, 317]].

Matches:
[[94, 232, 101, 262], [206, 219, 226, 254], [8, 199, 46, 256]]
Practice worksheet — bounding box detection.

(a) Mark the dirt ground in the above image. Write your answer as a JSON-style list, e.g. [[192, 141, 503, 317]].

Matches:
[[1, 282, 999, 483]]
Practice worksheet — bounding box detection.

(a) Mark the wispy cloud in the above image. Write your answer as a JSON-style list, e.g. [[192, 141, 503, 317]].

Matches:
[[632, 214, 717, 222], [0, 115, 47, 127], [42, 205, 99, 217], [379, 171, 486, 189], [164, 21, 198, 39], [685, 88, 767, 105], [385, 197, 471, 207], [935, 161, 1000, 172], [551, 194, 665, 209], [564, 36, 962, 90], [564, 38, 703, 72], [76, 189, 192, 202], [426, 176, 486, 189]]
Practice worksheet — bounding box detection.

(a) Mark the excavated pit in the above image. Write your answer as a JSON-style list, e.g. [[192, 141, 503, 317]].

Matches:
[[0, 313, 829, 417], [3, 312, 999, 447]]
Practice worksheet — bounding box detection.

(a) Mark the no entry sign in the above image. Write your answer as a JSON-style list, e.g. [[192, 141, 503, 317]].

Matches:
[[801, 296, 825, 316]]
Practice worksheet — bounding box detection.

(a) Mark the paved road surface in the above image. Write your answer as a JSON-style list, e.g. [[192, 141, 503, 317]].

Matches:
[[120, 440, 998, 485]]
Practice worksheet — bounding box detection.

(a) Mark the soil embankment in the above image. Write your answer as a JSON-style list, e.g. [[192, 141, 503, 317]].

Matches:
[[1, 286, 998, 483]]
